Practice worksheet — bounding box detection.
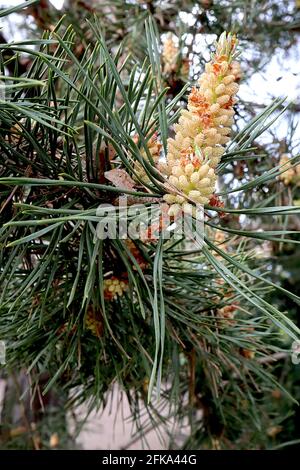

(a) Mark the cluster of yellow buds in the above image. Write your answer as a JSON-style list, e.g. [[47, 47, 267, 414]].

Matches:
[[163, 32, 239, 215], [104, 277, 128, 300], [85, 306, 103, 337], [278, 154, 300, 186], [134, 132, 162, 183], [163, 147, 218, 216], [162, 33, 179, 75], [162, 33, 189, 79]]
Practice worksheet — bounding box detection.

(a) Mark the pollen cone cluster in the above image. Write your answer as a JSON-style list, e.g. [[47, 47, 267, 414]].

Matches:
[[104, 277, 128, 300], [278, 154, 300, 186], [163, 32, 239, 215], [162, 33, 179, 75], [85, 306, 103, 337]]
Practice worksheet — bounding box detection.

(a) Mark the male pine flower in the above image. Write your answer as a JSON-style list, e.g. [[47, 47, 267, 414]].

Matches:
[[85, 306, 103, 337], [162, 33, 189, 79], [162, 33, 179, 75], [163, 32, 239, 215], [104, 277, 128, 300], [278, 154, 300, 186]]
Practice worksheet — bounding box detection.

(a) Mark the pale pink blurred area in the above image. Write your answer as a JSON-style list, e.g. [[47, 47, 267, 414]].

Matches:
[[68, 388, 167, 450]]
